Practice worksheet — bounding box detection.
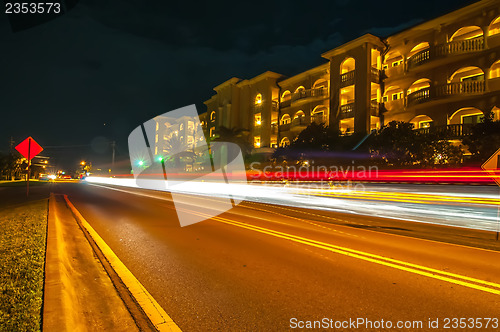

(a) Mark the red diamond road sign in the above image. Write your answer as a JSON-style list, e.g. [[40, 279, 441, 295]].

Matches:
[[15, 137, 43, 161], [481, 147, 500, 187]]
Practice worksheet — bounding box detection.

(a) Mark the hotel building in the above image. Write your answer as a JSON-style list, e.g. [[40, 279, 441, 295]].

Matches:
[[203, 0, 500, 154]]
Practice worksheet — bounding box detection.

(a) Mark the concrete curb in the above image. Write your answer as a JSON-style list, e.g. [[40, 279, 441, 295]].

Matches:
[[44, 193, 140, 331], [63, 195, 182, 332]]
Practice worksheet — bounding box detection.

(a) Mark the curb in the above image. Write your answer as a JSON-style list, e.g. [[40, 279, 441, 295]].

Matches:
[[63, 195, 182, 332]]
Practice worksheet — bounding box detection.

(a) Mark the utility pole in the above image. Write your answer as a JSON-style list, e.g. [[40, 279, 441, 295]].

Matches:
[[111, 140, 116, 173], [9, 137, 14, 153]]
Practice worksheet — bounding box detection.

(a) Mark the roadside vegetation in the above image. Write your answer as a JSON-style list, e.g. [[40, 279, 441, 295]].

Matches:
[[0, 199, 47, 331]]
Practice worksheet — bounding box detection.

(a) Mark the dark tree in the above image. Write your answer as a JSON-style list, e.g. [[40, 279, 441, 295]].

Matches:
[[462, 112, 500, 163]]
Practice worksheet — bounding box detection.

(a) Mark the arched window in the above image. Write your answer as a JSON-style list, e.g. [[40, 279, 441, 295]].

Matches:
[[489, 16, 500, 36], [293, 110, 305, 119], [384, 50, 403, 69], [280, 137, 290, 147], [450, 26, 483, 41], [449, 107, 483, 125], [313, 79, 328, 89], [408, 42, 430, 58], [280, 114, 291, 125], [281, 90, 291, 102], [340, 57, 355, 74], [294, 86, 305, 93], [410, 115, 433, 129], [407, 78, 431, 95], [383, 86, 403, 102], [450, 66, 484, 83], [210, 112, 216, 121], [255, 93, 263, 105], [490, 60, 500, 79]]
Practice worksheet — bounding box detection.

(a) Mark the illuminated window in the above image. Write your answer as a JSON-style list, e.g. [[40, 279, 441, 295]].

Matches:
[[255, 93, 263, 105], [180, 123, 184, 131], [280, 114, 291, 125], [254, 136, 261, 148], [210, 111, 216, 121], [490, 60, 500, 79], [210, 127, 215, 137], [254, 113, 262, 126], [280, 137, 290, 147], [281, 90, 291, 102], [392, 60, 402, 67], [392, 92, 403, 101], [462, 114, 484, 125], [489, 17, 500, 36], [419, 121, 433, 129]]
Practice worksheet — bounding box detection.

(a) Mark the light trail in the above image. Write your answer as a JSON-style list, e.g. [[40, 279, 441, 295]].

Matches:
[[84, 176, 500, 232]]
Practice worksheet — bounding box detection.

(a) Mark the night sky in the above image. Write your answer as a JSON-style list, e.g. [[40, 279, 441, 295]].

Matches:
[[0, 0, 475, 170]]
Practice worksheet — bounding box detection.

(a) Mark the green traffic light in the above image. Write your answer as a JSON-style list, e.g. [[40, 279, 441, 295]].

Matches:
[[138, 160, 144, 166], [158, 156, 164, 162]]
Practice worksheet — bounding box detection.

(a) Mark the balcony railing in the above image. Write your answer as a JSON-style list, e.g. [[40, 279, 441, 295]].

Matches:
[[435, 36, 485, 56], [371, 67, 380, 82], [370, 101, 380, 116], [280, 87, 327, 108], [340, 70, 355, 88], [407, 49, 431, 69], [415, 124, 473, 138], [311, 114, 326, 124], [339, 103, 354, 119], [405, 81, 485, 107], [291, 87, 328, 101], [435, 81, 485, 97], [407, 36, 485, 70], [279, 123, 291, 132], [280, 99, 291, 108], [291, 117, 308, 127], [407, 87, 431, 106]]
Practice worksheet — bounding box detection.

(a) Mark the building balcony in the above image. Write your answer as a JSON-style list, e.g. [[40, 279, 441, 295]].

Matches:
[[370, 101, 380, 117], [370, 67, 380, 83], [311, 114, 326, 124], [435, 80, 485, 98], [407, 87, 431, 106], [340, 70, 355, 88], [415, 124, 473, 138], [407, 36, 485, 70], [280, 99, 292, 108], [339, 103, 354, 119], [253, 100, 279, 112], [279, 123, 291, 132], [292, 87, 328, 102], [291, 117, 308, 128], [280, 87, 328, 109], [406, 81, 485, 107]]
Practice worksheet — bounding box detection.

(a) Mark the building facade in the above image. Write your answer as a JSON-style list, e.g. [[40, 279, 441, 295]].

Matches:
[[204, 0, 500, 153]]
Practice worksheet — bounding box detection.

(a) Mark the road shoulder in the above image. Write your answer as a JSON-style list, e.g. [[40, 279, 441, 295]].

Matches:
[[43, 193, 140, 331]]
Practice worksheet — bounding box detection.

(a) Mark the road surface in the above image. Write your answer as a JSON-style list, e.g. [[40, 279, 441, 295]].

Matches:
[[41, 182, 500, 331]]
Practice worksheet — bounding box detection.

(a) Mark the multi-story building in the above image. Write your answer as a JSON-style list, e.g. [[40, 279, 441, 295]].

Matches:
[[204, 0, 500, 153], [203, 72, 283, 154]]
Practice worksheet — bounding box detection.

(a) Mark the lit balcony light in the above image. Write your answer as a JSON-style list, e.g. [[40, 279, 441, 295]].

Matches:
[[256, 120, 262, 125]]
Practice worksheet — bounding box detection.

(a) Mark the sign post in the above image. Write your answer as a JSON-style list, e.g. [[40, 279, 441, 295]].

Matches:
[[15, 137, 44, 197], [482, 148, 500, 240]]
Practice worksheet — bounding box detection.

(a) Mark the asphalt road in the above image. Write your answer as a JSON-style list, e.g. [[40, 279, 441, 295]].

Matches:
[[35, 181, 498, 331]]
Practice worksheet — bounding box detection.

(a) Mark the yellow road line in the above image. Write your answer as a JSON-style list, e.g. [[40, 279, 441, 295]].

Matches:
[[64, 195, 182, 332], [175, 207, 500, 296]]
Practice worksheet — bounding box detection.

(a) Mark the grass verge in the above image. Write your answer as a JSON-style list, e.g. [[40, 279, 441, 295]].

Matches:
[[0, 199, 47, 331]]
